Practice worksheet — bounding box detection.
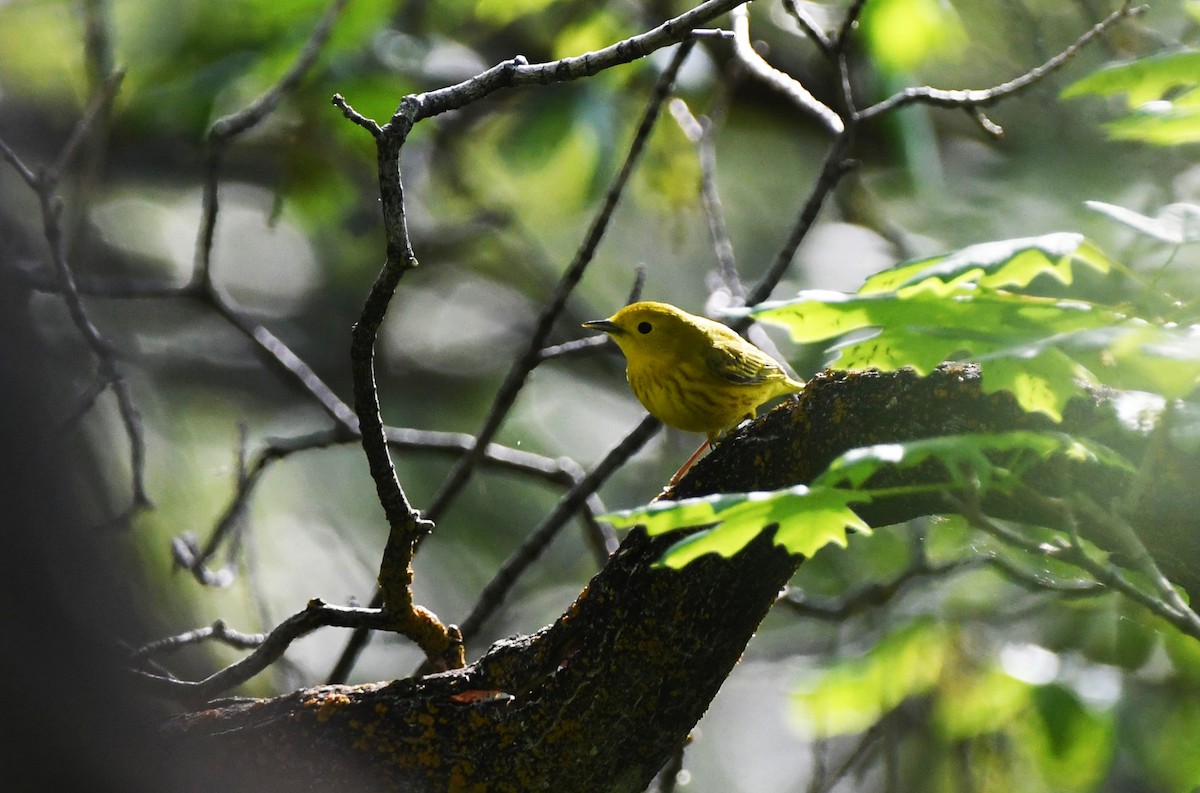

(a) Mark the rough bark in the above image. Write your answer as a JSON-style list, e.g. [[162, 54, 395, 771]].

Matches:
[[162, 365, 1198, 792]]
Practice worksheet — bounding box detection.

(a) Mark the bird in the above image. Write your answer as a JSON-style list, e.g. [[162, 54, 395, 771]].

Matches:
[[583, 301, 803, 484]]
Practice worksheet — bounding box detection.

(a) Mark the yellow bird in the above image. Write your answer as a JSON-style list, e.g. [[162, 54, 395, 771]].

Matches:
[[583, 301, 803, 475]]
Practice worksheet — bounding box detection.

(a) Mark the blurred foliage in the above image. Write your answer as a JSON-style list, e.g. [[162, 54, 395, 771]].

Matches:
[[1063, 50, 1200, 144], [5, 0, 1200, 791]]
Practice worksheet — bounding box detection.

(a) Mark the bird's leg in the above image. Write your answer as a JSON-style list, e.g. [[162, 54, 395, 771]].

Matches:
[[655, 438, 713, 501]]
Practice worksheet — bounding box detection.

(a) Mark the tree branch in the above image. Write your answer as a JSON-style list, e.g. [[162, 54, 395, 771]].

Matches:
[[856, 1, 1147, 122]]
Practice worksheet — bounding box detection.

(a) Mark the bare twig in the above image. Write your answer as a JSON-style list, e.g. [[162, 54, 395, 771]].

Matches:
[[1069, 492, 1200, 637], [780, 558, 972, 620], [0, 137, 38, 187], [739, 133, 856, 313], [832, 0, 871, 55], [730, 4, 844, 134], [669, 99, 742, 300], [809, 721, 883, 793], [536, 334, 611, 362], [133, 601, 394, 705], [48, 69, 125, 184], [382, 0, 747, 124], [176, 425, 601, 586], [193, 0, 348, 288], [129, 619, 265, 661], [1, 70, 150, 518], [856, 2, 1146, 121], [454, 416, 661, 647], [782, 0, 833, 57]]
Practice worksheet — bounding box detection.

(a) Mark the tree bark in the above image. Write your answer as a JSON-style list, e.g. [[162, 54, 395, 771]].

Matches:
[[162, 364, 1197, 791]]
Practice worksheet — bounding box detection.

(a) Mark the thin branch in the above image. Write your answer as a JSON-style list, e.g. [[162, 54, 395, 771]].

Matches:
[[331, 93, 383, 137], [537, 265, 647, 362], [730, 4, 844, 135], [977, 550, 1106, 598], [809, 721, 884, 793], [193, 0, 348, 289], [0, 136, 38, 187], [385, 0, 747, 124], [454, 416, 662, 647], [782, 0, 833, 58], [132, 601, 392, 705], [739, 132, 856, 313], [176, 425, 598, 586], [832, 0, 870, 56], [669, 99, 742, 300], [1069, 492, 1200, 637], [129, 619, 265, 661], [537, 334, 611, 362], [780, 558, 975, 620], [952, 488, 1200, 642], [1, 70, 150, 517], [967, 107, 1005, 139], [856, 2, 1147, 121], [48, 69, 125, 184]]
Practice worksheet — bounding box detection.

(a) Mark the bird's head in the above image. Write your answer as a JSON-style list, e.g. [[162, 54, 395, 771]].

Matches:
[[582, 301, 703, 361]]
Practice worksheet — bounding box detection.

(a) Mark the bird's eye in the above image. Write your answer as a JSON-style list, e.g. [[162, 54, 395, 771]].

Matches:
[[637, 321, 652, 334]]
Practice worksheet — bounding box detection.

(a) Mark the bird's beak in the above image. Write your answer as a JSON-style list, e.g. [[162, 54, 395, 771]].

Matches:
[[582, 318, 620, 334]]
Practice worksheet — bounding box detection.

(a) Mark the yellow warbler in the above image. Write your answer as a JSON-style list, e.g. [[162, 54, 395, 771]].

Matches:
[[582, 301, 803, 442]]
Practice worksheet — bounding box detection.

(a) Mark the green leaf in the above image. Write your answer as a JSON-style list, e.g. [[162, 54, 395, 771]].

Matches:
[[1061, 51, 1200, 107], [814, 431, 1134, 492], [858, 233, 1112, 296], [743, 231, 1200, 418], [748, 289, 1127, 417], [1062, 52, 1200, 145], [791, 619, 949, 737], [1103, 102, 1200, 145], [1086, 200, 1200, 243], [599, 485, 871, 568]]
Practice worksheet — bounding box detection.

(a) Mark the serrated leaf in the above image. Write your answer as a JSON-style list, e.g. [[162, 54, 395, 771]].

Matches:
[[976, 346, 1088, 420], [751, 290, 1114, 351], [600, 485, 871, 568], [813, 431, 1134, 492], [1061, 51, 1200, 107], [750, 292, 1119, 416], [749, 283, 1200, 419], [1086, 200, 1200, 244], [858, 233, 1111, 296]]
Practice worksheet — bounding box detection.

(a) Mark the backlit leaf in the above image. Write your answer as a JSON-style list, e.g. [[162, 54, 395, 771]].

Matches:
[[1061, 51, 1200, 107], [814, 431, 1134, 492], [858, 233, 1112, 296], [600, 485, 871, 568]]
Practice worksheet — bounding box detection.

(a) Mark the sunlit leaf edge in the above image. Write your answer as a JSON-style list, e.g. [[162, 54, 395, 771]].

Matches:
[[813, 431, 1135, 492]]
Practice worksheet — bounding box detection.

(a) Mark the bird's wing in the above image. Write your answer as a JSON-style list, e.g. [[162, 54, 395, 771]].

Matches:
[[703, 337, 784, 385]]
